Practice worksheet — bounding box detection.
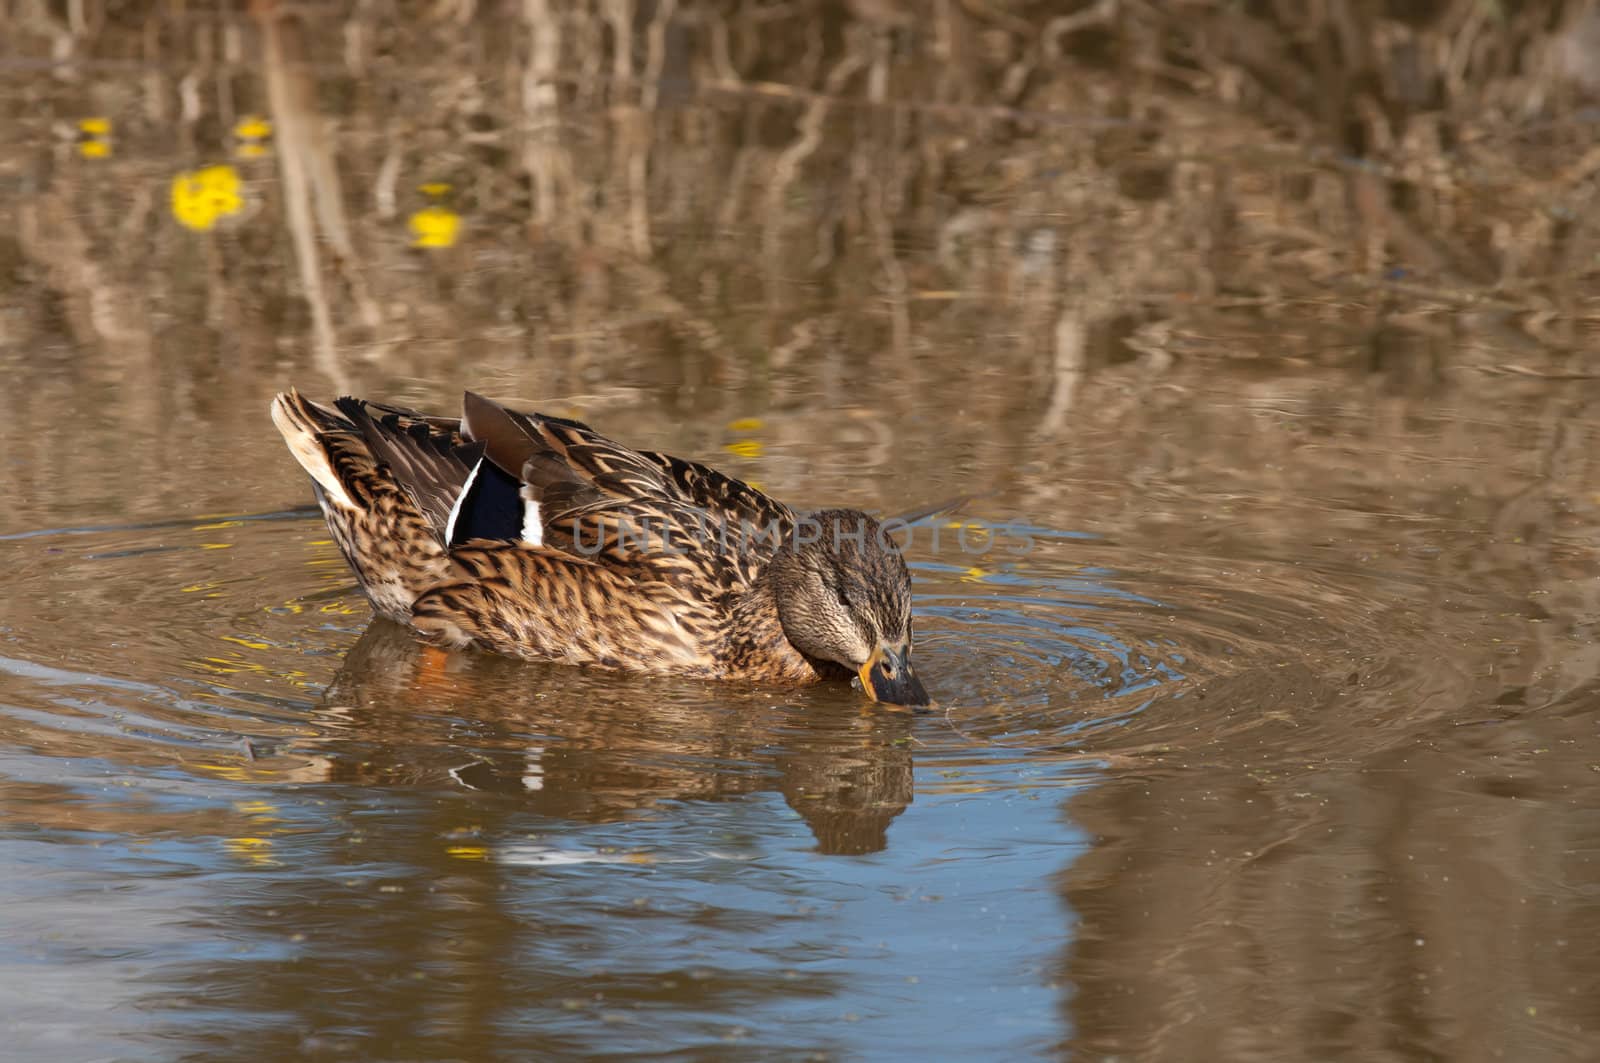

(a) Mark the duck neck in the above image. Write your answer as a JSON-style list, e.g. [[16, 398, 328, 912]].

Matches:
[[724, 574, 845, 683]]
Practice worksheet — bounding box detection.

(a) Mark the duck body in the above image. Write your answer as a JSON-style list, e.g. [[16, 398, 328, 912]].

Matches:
[[271, 390, 928, 704]]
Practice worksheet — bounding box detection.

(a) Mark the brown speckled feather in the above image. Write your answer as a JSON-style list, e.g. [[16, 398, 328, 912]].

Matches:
[[271, 390, 825, 682], [370, 393, 799, 549]]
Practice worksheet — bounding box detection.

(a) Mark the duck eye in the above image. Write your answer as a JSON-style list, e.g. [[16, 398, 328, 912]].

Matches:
[[835, 584, 853, 610]]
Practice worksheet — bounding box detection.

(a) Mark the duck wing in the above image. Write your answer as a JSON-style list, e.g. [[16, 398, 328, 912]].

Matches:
[[331, 397, 526, 548], [635, 447, 798, 543], [458, 393, 796, 587], [338, 392, 798, 589]]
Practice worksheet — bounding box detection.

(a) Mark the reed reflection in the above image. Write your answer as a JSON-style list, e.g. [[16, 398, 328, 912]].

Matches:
[[1056, 678, 1600, 1061]]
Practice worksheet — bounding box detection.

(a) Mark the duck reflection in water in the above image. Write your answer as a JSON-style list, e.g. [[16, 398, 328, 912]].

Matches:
[[310, 620, 915, 855]]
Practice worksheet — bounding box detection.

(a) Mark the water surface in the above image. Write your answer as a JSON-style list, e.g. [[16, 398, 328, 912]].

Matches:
[[3, 5, 1600, 1061]]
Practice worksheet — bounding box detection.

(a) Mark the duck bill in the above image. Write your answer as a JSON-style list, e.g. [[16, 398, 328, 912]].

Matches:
[[857, 643, 930, 707]]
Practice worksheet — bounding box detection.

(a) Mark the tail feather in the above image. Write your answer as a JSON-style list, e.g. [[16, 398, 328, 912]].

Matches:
[[270, 390, 359, 510], [271, 388, 453, 620]]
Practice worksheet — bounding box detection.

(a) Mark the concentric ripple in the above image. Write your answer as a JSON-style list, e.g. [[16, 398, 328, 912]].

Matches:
[[906, 523, 1490, 760]]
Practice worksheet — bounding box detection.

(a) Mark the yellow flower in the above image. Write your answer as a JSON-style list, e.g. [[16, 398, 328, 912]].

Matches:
[[171, 164, 245, 231], [408, 204, 461, 248], [722, 440, 763, 459], [726, 417, 765, 432], [78, 116, 112, 135], [78, 139, 111, 159], [235, 142, 270, 159], [233, 115, 273, 140], [418, 181, 453, 197]]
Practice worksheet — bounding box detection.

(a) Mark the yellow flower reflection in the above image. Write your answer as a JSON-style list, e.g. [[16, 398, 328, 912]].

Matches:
[[223, 836, 277, 866], [233, 115, 273, 159], [234, 115, 273, 140], [171, 164, 244, 231], [77, 116, 112, 158], [408, 204, 461, 248]]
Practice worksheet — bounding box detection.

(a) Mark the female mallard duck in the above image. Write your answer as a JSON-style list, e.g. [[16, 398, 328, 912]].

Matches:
[[271, 390, 929, 706]]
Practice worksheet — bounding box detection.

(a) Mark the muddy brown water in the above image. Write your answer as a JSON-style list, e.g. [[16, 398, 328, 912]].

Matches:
[[4, 7, 1600, 1061]]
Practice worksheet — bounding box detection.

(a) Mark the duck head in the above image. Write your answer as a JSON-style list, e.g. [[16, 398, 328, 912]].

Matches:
[[767, 509, 929, 707]]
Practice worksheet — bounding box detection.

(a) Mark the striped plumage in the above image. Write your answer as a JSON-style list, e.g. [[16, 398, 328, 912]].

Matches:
[[271, 390, 929, 705]]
